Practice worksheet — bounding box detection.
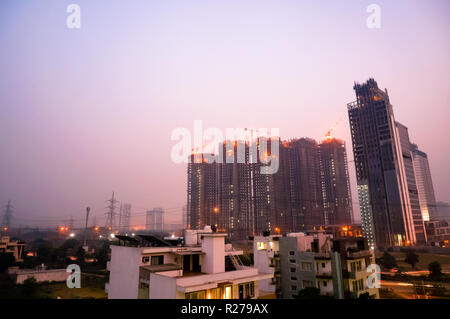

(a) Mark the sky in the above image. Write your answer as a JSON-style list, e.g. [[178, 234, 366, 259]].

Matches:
[[0, 0, 449, 228]]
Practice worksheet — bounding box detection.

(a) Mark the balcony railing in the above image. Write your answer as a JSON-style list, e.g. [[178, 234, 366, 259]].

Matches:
[[346, 250, 372, 259], [314, 252, 331, 259]]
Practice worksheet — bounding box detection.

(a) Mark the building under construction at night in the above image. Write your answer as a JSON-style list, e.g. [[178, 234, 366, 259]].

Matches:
[[187, 135, 353, 241]]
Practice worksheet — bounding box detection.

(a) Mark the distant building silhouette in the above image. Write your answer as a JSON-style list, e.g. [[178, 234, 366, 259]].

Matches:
[[146, 208, 164, 232], [411, 145, 438, 221]]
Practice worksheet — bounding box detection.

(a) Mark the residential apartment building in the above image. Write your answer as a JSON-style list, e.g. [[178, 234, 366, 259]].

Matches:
[[106, 227, 272, 299], [323, 224, 363, 239], [252, 234, 281, 297], [285, 138, 325, 230], [187, 153, 219, 230], [253, 232, 379, 299], [187, 135, 354, 240], [318, 137, 353, 225]]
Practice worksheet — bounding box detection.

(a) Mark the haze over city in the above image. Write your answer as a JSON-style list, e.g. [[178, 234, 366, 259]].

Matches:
[[1, 0, 449, 228]]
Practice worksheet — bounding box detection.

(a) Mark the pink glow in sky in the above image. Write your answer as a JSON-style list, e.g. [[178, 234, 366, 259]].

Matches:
[[0, 0, 449, 227]]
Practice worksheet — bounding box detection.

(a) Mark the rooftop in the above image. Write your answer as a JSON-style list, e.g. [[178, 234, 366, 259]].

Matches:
[[140, 263, 182, 273]]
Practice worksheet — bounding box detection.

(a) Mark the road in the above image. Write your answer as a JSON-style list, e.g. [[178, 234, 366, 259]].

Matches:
[[381, 280, 449, 299]]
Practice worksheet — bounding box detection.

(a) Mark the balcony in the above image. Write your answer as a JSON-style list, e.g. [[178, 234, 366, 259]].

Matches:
[[314, 252, 331, 260], [346, 250, 372, 259], [316, 271, 333, 279], [345, 268, 367, 279]]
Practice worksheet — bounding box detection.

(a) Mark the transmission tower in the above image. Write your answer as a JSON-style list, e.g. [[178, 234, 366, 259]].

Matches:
[[2, 200, 13, 231], [105, 192, 119, 231], [68, 216, 75, 230]]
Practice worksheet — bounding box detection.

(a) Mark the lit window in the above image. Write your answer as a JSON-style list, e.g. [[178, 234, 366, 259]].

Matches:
[[257, 242, 267, 250], [224, 286, 232, 299]]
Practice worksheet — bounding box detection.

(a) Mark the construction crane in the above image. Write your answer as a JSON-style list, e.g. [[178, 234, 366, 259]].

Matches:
[[325, 119, 342, 140]]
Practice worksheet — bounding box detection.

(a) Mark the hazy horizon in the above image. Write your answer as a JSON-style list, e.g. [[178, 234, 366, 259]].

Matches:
[[1, 0, 449, 229]]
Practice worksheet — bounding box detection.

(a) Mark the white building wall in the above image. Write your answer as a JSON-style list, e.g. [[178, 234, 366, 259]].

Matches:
[[317, 279, 334, 295], [149, 273, 177, 299], [253, 236, 277, 293], [15, 269, 68, 284], [108, 246, 142, 299], [316, 260, 332, 275], [201, 235, 225, 274]]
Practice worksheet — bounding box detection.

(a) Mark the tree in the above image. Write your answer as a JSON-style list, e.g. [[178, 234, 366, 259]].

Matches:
[[0, 252, 15, 273], [75, 246, 86, 263], [358, 292, 371, 299], [94, 242, 110, 267], [21, 255, 39, 270], [428, 261, 443, 281], [35, 240, 54, 265], [404, 250, 419, 269], [60, 238, 80, 250], [381, 251, 397, 269], [294, 287, 333, 299], [0, 273, 16, 298], [18, 277, 39, 299]]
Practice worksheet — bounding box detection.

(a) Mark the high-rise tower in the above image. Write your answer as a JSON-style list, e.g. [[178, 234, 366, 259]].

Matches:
[[411, 144, 438, 221], [285, 138, 324, 230], [396, 123, 426, 243], [187, 153, 219, 230], [347, 78, 417, 248], [318, 137, 353, 226]]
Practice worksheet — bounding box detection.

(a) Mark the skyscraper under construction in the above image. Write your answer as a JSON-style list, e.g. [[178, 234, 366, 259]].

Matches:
[[187, 135, 353, 240], [285, 138, 324, 230], [318, 137, 353, 226], [347, 78, 422, 248], [187, 153, 219, 231], [187, 139, 288, 240]]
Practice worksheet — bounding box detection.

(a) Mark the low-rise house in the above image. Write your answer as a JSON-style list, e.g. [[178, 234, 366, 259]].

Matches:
[[0, 236, 25, 262], [106, 227, 273, 299]]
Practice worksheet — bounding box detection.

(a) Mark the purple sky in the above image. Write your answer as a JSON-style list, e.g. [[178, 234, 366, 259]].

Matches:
[[0, 0, 449, 228]]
